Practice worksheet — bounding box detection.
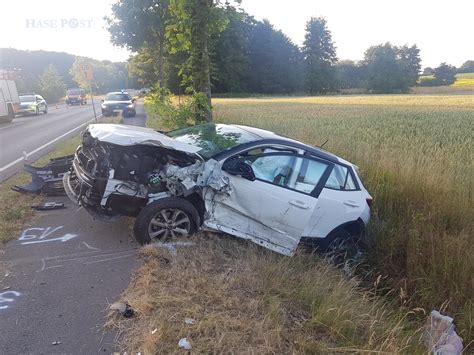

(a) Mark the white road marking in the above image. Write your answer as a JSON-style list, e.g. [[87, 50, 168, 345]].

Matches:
[[82, 241, 101, 251], [0, 122, 24, 131], [0, 114, 102, 173], [20, 234, 77, 245]]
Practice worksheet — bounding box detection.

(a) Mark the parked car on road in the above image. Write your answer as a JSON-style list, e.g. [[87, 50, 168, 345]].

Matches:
[[64, 123, 372, 257], [101, 91, 136, 117], [66, 88, 87, 105], [18, 94, 47, 116]]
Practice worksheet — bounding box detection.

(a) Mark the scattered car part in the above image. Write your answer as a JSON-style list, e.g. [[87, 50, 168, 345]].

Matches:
[[12, 156, 73, 195], [178, 338, 192, 350], [425, 310, 463, 355], [110, 302, 134, 318], [31, 202, 65, 211]]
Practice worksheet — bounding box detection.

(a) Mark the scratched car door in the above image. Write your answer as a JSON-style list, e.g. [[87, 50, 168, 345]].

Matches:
[[204, 153, 331, 256]]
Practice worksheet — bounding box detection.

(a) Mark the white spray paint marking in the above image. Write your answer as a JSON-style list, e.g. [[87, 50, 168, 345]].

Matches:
[[0, 291, 22, 310], [82, 241, 101, 251], [19, 227, 78, 245]]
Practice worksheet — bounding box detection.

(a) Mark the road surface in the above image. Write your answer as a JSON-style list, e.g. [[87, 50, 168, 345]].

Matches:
[[0, 102, 101, 182], [0, 100, 148, 353]]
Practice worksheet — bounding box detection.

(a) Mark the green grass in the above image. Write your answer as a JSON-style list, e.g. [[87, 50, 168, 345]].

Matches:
[[212, 95, 473, 342]]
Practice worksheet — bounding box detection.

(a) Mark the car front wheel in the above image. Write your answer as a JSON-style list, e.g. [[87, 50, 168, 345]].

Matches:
[[133, 197, 199, 245]]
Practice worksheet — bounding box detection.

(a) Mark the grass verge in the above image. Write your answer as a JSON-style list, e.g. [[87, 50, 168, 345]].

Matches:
[[108, 234, 426, 353]]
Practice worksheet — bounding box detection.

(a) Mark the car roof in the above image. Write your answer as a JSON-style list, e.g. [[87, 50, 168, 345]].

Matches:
[[227, 124, 341, 163], [106, 92, 129, 95]]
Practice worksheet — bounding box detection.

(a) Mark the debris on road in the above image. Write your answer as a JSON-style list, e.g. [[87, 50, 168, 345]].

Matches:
[[178, 337, 192, 350], [51, 341, 61, 345], [12, 155, 73, 196], [151, 328, 158, 334], [425, 310, 463, 355], [110, 302, 134, 318], [31, 202, 66, 211], [184, 318, 195, 325]]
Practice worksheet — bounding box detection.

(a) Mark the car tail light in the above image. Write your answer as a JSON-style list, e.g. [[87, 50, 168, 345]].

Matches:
[[366, 198, 373, 208]]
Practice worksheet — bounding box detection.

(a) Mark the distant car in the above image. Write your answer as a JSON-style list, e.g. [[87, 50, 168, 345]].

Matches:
[[101, 91, 136, 117], [66, 88, 87, 105], [64, 123, 372, 258], [18, 94, 47, 116]]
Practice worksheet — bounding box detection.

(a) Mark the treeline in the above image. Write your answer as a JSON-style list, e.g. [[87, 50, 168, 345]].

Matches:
[[108, 2, 422, 95], [0, 48, 136, 102]]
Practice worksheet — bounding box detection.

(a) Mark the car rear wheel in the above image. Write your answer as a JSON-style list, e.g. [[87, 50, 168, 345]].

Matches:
[[44, 105, 48, 114], [35, 107, 39, 116], [134, 197, 199, 245], [324, 230, 365, 266]]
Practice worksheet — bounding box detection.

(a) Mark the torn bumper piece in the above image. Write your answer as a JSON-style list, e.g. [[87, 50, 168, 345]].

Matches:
[[12, 155, 74, 196]]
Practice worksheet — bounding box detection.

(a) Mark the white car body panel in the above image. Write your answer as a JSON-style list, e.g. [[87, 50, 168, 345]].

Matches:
[[87, 124, 202, 154], [203, 167, 318, 256]]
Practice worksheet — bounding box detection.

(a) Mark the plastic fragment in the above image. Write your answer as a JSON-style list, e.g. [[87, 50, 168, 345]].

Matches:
[[178, 338, 192, 350], [110, 302, 134, 318], [425, 310, 463, 355], [51, 341, 61, 345], [184, 318, 195, 325]]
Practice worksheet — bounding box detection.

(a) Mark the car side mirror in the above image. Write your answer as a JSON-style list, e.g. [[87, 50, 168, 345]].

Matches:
[[223, 159, 255, 181]]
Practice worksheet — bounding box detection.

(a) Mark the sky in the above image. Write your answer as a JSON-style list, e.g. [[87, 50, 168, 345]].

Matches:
[[0, 0, 472, 68]]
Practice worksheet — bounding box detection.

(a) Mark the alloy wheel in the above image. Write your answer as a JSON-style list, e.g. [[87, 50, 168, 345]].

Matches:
[[148, 208, 191, 240]]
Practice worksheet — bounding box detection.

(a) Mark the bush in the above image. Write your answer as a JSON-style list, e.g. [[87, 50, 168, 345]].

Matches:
[[146, 88, 210, 129]]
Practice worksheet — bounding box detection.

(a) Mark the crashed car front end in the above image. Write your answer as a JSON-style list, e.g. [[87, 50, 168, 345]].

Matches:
[[64, 124, 205, 221]]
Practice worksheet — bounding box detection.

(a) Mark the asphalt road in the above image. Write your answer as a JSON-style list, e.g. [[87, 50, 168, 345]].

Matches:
[[0, 102, 102, 182], [0, 100, 151, 353]]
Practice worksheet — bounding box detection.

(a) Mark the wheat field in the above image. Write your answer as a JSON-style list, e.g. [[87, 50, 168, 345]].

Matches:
[[213, 94, 474, 340]]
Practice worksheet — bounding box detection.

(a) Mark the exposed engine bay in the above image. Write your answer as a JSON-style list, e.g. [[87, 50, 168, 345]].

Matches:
[[64, 125, 209, 221]]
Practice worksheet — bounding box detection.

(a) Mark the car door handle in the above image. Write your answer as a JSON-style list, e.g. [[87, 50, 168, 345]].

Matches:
[[343, 200, 360, 207], [289, 200, 310, 209]]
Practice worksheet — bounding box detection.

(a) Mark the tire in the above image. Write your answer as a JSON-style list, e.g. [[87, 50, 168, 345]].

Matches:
[[44, 105, 48, 114], [323, 230, 365, 266], [35, 107, 39, 116], [6, 104, 14, 122], [133, 197, 199, 245]]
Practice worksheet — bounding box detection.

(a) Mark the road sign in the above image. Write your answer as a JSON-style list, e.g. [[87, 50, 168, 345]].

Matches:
[[80, 63, 93, 81]]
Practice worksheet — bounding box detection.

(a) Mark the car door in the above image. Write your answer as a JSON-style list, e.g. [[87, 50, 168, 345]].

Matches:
[[204, 151, 333, 256], [36, 95, 44, 111]]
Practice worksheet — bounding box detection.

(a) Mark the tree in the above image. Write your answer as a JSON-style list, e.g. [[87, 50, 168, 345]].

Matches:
[[433, 63, 457, 85], [106, 0, 170, 89], [422, 67, 434, 75], [363, 43, 420, 93], [458, 60, 474, 73], [211, 7, 252, 93], [335, 60, 365, 89], [246, 20, 302, 94], [302, 17, 337, 94], [39, 64, 66, 103]]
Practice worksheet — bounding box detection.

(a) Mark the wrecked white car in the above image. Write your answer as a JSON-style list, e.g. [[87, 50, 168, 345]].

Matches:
[[64, 123, 372, 256]]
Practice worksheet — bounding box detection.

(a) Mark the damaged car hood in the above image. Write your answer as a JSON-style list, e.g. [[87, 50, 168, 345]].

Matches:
[[87, 124, 202, 156]]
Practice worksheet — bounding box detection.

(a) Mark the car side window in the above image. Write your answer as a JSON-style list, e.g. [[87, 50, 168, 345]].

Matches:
[[246, 153, 330, 195], [325, 164, 358, 190]]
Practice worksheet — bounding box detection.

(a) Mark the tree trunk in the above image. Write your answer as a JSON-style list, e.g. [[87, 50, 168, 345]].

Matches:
[[191, 0, 212, 121]]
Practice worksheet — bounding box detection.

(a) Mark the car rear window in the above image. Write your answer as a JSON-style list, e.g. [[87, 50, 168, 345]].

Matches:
[[325, 164, 358, 190]]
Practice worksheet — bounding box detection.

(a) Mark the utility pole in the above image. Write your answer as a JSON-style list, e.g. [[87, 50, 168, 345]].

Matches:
[[82, 64, 97, 121]]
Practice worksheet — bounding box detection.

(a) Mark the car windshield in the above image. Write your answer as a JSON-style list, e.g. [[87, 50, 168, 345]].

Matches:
[[105, 93, 131, 101], [67, 89, 81, 95], [167, 123, 259, 159], [19, 95, 35, 102]]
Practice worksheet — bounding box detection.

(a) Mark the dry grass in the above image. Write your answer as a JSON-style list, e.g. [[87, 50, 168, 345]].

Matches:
[[109, 233, 426, 354], [211, 95, 473, 342]]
